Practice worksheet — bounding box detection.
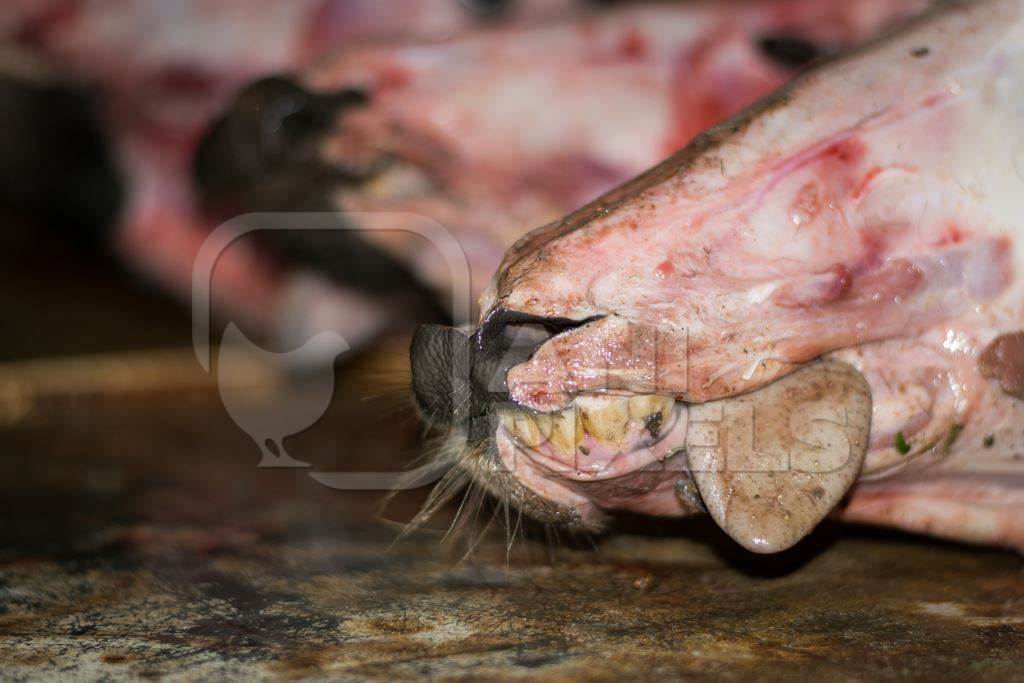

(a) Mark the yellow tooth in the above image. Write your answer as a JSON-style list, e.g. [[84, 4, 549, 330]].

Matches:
[[548, 410, 578, 458], [628, 395, 674, 437], [511, 413, 542, 448], [575, 405, 586, 449], [501, 394, 674, 460], [533, 413, 553, 442], [498, 408, 538, 448], [578, 396, 630, 447]]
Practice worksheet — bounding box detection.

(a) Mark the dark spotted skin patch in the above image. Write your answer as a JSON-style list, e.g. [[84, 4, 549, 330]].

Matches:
[[978, 331, 1024, 399], [643, 411, 663, 440]]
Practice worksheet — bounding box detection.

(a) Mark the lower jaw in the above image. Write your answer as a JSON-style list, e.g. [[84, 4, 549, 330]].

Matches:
[[566, 460, 698, 518], [493, 415, 696, 528], [493, 425, 608, 531]]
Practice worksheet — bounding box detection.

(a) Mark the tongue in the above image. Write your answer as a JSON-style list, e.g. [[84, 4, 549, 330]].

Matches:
[[686, 361, 872, 553]]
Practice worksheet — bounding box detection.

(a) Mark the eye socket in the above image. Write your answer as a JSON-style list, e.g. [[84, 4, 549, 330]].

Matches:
[[460, 0, 512, 20]]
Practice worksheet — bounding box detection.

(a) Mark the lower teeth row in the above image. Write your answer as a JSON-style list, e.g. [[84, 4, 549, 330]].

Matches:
[[499, 394, 675, 457]]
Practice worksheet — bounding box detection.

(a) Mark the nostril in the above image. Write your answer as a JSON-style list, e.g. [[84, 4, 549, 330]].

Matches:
[[470, 308, 601, 404], [193, 75, 370, 217], [473, 307, 595, 349]]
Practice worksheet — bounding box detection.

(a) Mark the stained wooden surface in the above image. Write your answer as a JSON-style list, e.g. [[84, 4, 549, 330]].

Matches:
[[1, 236, 1023, 681]]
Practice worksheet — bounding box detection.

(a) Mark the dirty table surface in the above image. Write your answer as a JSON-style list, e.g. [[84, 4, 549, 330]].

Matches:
[[2, 238, 1024, 681]]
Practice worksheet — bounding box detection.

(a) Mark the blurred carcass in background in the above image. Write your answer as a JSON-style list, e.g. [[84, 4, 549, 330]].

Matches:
[[0, 0, 591, 349]]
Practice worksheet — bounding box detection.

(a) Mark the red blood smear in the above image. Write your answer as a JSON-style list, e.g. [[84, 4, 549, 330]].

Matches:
[[655, 260, 675, 279], [824, 138, 866, 164], [937, 223, 967, 246], [851, 166, 885, 200]]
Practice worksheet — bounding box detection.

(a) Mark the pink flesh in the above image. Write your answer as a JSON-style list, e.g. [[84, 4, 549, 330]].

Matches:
[[302, 0, 928, 299], [6, 0, 924, 344], [487, 0, 1024, 550], [5, 0, 389, 333]]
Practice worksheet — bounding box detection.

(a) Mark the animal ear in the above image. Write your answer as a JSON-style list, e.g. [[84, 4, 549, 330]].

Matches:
[[686, 361, 872, 553]]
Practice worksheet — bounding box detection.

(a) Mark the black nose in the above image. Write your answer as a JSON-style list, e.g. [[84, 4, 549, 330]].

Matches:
[[410, 309, 598, 428], [193, 75, 370, 218], [410, 325, 474, 426]]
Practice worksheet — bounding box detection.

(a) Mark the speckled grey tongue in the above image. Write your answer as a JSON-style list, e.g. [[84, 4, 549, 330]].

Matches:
[[686, 361, 872, 553]]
